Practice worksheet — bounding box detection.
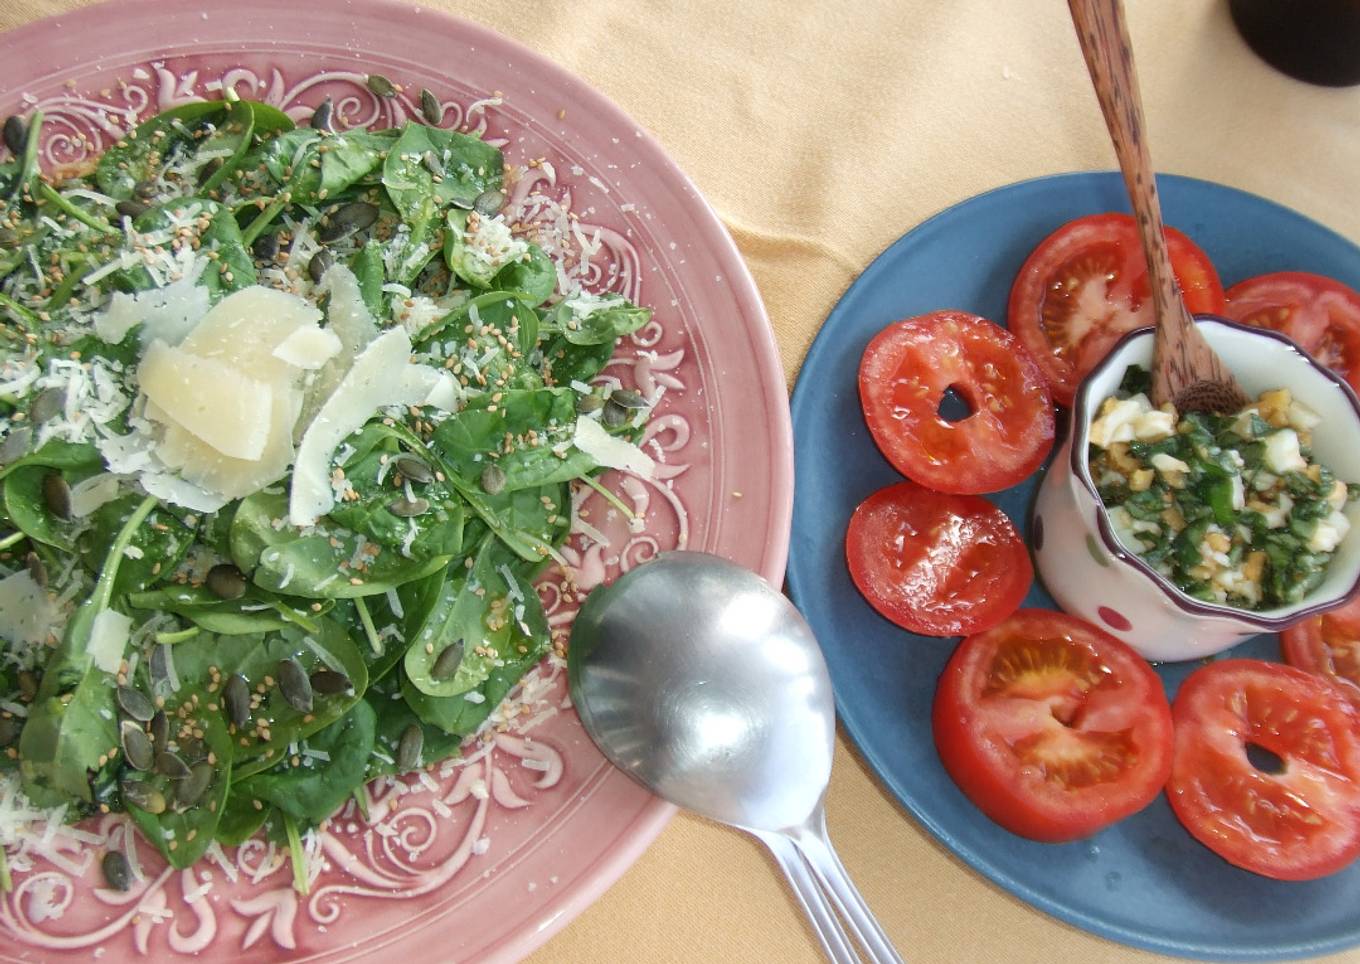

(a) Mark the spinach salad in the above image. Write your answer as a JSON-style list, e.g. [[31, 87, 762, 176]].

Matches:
[[0, 91, 657, 889]]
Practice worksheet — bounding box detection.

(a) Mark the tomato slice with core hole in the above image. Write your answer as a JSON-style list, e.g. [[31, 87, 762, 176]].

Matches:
[[1007, 213, 1226, 406], [857, 310, 1055, 494], [1282, 594, 1360, 710], [1167, 658, 1360, 881], [845, 481, 1031, 637], [932, 609, 1173, 842], [1223, 271, 1360, 395]]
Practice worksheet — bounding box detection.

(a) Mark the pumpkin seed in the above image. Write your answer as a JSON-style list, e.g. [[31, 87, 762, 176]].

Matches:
[[42, 471, 72, 520], [278, 657, 313, 714], [309, 669, 353, 696], [24, 551, 46, 589], [175, 763, 213, 809], [149, 644, 170, 689], [577, 394, 605, 414], [473, 189, 505, 217], [310, 96, 334, 132], [120, 779, 166, 815], [2, 116, 25, 156], [150, 709, 169, 749], [155, 749, 191, 780], [101, 851, 132, 891], [134, 179, 158, 200], [17, 670, 37, 701], [318, 201, 379, 243], [397, 723, 423, 772], [602, 400, 630, 428], [0, 426, 31, 464], [223, 673, 251, 728], [393, 453, 434, 484], [387, 497, 430, 517], [308, 248, 334, 284], [421, 150, 445, 177], [115, 199, 149, 219], [252, 232, 280, 261], [420, 88, 441, 125], [479, 463, 507, 496], [449, 194, 476, 211], [28, 387, 65, 425], [120, 720, 154, 772], [116, 685, 155, 723], [366, 73, 397, 98], [0, 717, 19, 747], [609, 388, 648, 410], [431, 639, 465, 681], [206, 562, 247, 600], [3, 116, 26, 156]]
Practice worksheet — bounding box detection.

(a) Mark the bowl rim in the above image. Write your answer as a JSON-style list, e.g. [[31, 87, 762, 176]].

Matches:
[[1068, 314, 1360, 630]]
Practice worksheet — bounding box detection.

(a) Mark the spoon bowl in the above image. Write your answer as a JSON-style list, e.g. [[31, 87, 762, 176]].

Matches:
[[569, 551, 901, 963]]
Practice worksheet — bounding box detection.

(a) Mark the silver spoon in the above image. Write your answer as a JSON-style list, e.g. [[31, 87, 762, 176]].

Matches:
[[569, 551, 902, 964]]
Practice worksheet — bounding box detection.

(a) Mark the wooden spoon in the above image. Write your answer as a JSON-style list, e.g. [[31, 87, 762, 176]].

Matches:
[[1068, 0, 1249, 412]]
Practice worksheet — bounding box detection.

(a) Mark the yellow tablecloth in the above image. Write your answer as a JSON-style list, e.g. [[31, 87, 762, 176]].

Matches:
[[4, 0, 1360, 961]]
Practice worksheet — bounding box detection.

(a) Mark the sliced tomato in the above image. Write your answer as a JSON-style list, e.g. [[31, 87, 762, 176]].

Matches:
[[857, 310, 1054, 494], [932, 609, 1173, 842], [1222, 271, 1360, 395], [1167, 659, 1360, 881], [845, 481, 1031, 637], [1282, 593, 1360, 710], [1007, 213, 1226, 406]]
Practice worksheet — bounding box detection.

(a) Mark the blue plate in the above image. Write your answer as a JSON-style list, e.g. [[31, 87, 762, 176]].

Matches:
[[787, 172, 1360, 961]]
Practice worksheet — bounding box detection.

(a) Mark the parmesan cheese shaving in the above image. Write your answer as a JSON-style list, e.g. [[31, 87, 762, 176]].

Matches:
[[139, 340, 274, 460], [272, 326, 343, 370], [572, 416, 655, 477], [289, 329, 427, 526], [88, 609, 132, 674], [0, 571, 57, 648]]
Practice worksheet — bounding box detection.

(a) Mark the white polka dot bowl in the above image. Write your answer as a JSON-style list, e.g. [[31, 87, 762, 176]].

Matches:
[[1033, 317, 1360, 662]]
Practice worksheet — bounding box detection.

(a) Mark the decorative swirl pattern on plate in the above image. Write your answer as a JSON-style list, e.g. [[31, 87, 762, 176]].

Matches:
[[0, 54, 697, 958]]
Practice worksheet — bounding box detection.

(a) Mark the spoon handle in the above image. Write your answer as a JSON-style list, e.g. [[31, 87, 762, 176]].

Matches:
[[752, 829, 861, 964], [793, 807, 905, 964], [1068, 0, 1245, 410]]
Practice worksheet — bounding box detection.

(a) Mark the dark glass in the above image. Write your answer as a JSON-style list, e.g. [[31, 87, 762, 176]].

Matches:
[[1230, 0, 1360, 86]]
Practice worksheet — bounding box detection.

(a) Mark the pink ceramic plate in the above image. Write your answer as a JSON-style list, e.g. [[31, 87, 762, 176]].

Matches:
[[0, 1, 792, 960]]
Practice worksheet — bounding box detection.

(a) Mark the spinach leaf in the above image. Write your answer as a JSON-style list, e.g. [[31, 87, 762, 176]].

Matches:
[[364, 681, 464, 779], [128, 585, 328, 636], [405, 536, 543, 697], [541, 335, 617, 386], [125, 701, 232, 869], [0, 439, 101, 483], [490, 243, 556, 306], [544, 297, 651, 346], [350, 241, 387, 318], [19, 496, 157, 806], [230, 491, 452, 599], [382, 124, 502, 219], [162, 618, 369, 781], [77, 495, 195, 595], [401, 562, 549, 735], [108, 198, 255, 299], [256, 129, 389, 205], [328, 436, 465, 556], [95, 101, 230, 199], [196, 97, 257, 194], [2, 464, 81, 551], [213, 791, 271, 847], [430, 387, 592, 492], [232, 698, 376, 825]]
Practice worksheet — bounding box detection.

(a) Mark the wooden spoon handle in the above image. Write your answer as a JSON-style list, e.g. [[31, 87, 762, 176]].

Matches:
[[1068, 0, 1244, 410], [1068, 0, 1181, 325]]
